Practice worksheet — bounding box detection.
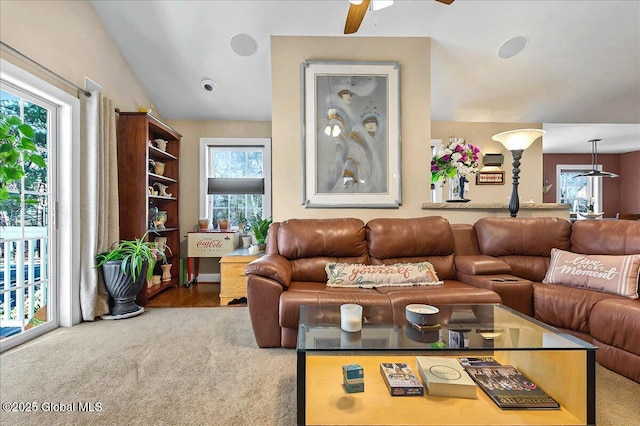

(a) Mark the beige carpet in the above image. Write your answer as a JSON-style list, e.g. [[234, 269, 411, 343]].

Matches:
[[1, 307, 638, 426]]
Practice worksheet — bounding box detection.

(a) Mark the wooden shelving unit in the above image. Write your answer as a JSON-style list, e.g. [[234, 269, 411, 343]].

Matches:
[[116, 112, 182, 305]]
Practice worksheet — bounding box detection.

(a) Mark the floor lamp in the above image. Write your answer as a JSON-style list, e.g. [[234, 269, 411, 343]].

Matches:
[[492, 129, 546, 217]]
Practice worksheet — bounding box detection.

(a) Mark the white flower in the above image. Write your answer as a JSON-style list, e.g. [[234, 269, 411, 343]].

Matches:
[[451, 152, 462, 161]]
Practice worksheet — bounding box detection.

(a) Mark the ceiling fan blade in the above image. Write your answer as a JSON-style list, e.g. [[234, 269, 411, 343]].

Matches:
[[344, 0, 371, 34], [436, 0, 455, 4]]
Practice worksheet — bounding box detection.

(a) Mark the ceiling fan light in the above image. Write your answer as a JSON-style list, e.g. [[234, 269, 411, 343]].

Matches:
[[372, 0, 393, 11], [349, 0, 364, 4]]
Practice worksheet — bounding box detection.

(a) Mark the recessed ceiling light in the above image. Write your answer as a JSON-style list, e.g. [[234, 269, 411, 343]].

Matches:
[[498, 36, 528, 59], [230, 33, 257, 57]]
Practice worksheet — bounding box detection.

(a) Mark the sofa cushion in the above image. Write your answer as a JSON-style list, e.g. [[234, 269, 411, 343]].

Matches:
[[381, 281, 502, 325], [325, 262, 443, 288], [277, 218, 368, 259], [571, 219, 640, 255], [473, 217, 572, 282], [475, 217, 572, 257], [543, 248, 639, 299], [276, 218, 370, 282], [367, 216, 457, 279], [278, 282, 392, 329]]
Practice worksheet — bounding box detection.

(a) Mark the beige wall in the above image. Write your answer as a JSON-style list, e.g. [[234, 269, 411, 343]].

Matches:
[[165, 120, 271, 235], [271, 37, 544, 225], [432, 121, 544, 206], [271, 36, 431, 223], [165, 120, 271, 274], [0, 0, 152, 113]]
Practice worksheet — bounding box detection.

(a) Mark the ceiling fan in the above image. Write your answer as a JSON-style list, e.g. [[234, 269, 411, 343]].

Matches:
[[344, 0, 455, 35]]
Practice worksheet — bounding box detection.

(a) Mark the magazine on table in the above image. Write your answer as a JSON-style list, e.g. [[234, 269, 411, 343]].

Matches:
[[464, 365, 560, 409], [457, 356, 502, 367]]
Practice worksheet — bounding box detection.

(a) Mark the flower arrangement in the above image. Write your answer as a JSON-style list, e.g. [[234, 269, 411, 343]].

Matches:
[[431, 136, 480, 184]]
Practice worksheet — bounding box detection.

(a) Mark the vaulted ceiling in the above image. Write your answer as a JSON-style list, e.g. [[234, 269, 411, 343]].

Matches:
[[90, 0, 640, 153]]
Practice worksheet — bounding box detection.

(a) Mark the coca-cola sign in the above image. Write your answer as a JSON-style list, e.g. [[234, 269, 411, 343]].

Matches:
[[188, 232, 236, 257], [196, 239, 224, 249]]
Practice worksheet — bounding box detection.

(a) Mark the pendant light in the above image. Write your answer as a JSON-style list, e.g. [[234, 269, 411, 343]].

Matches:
[[574, 139, 619, 178]]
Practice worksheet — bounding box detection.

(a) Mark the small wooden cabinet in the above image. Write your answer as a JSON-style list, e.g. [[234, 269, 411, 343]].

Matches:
[[116, 112, 182, 305], [219, 248, 262, 305]]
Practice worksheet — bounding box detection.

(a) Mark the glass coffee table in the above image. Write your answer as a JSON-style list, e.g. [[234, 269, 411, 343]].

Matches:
[[297, 304, 596, 425]]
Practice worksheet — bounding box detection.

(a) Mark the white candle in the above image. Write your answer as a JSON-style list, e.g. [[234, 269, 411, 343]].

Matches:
[[341, 304, 363, 332]]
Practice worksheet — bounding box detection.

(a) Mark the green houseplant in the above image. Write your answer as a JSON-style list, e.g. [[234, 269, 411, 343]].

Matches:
[[95, 231, 166, 317], [250, 215, 272, 246], [0, 113, 46, 205]]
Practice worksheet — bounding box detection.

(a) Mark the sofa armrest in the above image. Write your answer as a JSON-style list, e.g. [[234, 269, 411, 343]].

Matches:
[[455, 255, 512, 275], [457, 272, 533, 317], [245, 254, 292, 288]]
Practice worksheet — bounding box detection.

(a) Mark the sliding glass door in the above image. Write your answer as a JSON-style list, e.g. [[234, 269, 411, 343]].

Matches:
[[0, 84, 58, 346]]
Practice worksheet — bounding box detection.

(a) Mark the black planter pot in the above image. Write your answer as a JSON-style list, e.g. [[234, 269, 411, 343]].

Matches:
[[101, 260, 148, 316]]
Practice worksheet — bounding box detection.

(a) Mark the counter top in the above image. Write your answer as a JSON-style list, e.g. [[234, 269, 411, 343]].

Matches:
[[422, 202, 569, 210]]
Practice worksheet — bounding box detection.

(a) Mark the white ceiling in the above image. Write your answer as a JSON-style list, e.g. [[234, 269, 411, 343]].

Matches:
[[90, 0, 640, 153]]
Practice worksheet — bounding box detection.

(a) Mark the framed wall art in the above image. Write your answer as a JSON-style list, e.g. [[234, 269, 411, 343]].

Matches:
[[476, 171, 505, 185], [301, 60, 401, 208]]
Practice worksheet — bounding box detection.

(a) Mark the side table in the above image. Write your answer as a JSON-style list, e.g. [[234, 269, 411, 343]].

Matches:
[[219, 248, 262, 305]]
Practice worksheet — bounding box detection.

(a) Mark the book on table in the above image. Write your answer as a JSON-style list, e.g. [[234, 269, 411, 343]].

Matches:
[[415, 356, 477, 399], [464, 365, 560, 409], [379, 363, 424, 396]]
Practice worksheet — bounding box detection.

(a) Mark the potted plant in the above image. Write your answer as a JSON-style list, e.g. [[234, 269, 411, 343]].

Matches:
[[0, 113, 45, 206], [234, 209, 248, 233], [217, 211, 229, 230], [250, 215, 272, 250], [95, 231, 166, 318]]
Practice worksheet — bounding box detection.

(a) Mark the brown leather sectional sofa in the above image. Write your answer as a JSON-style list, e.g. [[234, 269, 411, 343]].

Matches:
[[454, 217, 640, 383], [245, 215, 640, 383]]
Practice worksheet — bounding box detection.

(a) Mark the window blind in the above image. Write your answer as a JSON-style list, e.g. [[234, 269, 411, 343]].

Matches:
[[207, 178, 264, 195]]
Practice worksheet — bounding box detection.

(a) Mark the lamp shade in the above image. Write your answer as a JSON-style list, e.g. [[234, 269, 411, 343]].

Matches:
[[492, 129, 546, 151]]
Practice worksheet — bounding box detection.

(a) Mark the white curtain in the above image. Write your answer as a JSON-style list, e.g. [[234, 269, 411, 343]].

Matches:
[[79, 91, 119, 320]]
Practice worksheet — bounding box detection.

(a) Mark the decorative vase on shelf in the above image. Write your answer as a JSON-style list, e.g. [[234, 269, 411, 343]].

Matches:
[[154, 236, 168, 253], [148, 206, 159, 230], [154, 161, 165, 176], [431, 181, 444, 203], [447, 173, 469, 202], [154, 210, 167, 229], [161, 264, 172, 282]]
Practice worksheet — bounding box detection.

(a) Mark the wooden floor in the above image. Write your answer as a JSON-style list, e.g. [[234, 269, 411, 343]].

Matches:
[[146, 282, 242, 308]]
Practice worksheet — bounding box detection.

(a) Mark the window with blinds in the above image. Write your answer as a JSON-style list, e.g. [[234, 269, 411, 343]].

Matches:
[[200, 138, 271, 230]]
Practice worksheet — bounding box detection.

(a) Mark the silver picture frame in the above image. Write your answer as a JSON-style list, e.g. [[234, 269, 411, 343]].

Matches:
[[301, 60, 401, 208]]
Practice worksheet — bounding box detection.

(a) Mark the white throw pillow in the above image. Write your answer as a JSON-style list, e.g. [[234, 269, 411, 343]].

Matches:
[[543, 248, 640, 299], [325, 262, 443, 289]]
